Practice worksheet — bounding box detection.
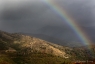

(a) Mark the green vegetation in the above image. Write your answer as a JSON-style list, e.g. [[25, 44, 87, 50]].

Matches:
[[65, 47, 95, 61], [0, 52, 72, 64], [0, 40, 8, 50], [0, 54, 16, 64]]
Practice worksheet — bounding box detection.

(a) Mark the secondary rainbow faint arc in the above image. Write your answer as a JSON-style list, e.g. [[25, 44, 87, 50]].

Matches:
[[43, 0, 92, 47]]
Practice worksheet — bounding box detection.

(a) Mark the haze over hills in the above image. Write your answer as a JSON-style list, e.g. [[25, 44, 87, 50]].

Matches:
[[20, 33, 87, 47]]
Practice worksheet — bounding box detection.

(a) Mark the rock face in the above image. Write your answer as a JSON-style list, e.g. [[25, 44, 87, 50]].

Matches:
[[0, 30, 68, 58]]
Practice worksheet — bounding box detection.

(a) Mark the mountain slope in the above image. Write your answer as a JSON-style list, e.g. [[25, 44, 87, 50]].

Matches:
[[0, 30, 68, 58], [0, 30, 95, 64]]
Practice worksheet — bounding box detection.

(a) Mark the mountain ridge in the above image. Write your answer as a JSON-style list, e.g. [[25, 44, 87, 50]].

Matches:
[[19, 33, 86, 47]]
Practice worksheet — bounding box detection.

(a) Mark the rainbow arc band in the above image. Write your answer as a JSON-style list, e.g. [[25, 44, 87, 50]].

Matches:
[[43, 0, 92, 49]]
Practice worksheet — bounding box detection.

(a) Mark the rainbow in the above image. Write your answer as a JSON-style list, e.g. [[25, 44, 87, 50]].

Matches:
[[43, 0, 92, 48]]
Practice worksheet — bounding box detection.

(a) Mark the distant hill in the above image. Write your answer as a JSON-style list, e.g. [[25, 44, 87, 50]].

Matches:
[[20, 33, 85, 47]]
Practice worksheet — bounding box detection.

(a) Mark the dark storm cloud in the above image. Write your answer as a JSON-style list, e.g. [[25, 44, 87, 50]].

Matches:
[[52, 0, 95, 42], [0, 0, 66, 33], [0, 0, 95, 44], [55, 0, 95, 27]]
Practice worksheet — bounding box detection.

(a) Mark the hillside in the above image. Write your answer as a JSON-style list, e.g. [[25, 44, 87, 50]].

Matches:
[[0, 30, 72, 64], [0, 30, 69, 58], [0, 30, 95, 64]]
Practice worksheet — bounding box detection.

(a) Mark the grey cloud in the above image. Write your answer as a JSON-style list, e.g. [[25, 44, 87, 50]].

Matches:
[[0, 0, 95, 44], [0, 0, 65, 33], [55, 0, 95, 27]]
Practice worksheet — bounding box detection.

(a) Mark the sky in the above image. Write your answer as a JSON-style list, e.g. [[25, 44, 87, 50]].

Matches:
[[0, 0, 95, 44]]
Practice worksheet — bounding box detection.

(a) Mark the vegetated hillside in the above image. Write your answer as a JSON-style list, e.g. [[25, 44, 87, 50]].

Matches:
[[0, 30, 68, 57], [0, 30, 71, 64], [0, 30, 95, 64], [65, 45, 95, 61]]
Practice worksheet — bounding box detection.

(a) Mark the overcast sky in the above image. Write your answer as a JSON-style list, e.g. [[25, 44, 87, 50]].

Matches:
[[0, 0, 95, 44]]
